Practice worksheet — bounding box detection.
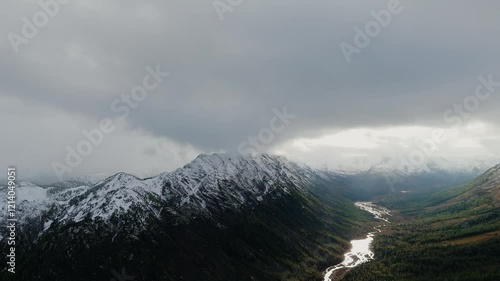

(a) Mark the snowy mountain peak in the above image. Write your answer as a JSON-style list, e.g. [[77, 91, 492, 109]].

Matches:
[[2, 153, 499, 242], [15, 153, 325, 226]]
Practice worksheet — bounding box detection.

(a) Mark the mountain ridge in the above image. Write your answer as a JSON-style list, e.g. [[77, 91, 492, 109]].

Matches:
[[0, 153, 371, 281], [2, 153, 496, 232], [1, 153, 341, 236]]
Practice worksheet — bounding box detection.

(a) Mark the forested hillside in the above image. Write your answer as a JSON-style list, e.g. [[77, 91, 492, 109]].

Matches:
[[343, 165, 500, 281]]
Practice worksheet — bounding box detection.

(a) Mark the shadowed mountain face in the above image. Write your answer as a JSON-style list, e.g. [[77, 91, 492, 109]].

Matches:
[[0, 154, 371, 281], [469, 164, 500, 206]]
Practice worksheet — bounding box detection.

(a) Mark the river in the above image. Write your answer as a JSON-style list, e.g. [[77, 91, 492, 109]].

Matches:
[[323, 202, 391, 281]]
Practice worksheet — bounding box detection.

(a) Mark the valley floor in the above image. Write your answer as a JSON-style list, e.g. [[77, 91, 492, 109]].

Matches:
[[341, 183, 500, 281]]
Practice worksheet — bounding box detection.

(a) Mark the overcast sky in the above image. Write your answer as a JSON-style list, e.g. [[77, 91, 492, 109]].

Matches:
[[1, 0, 500, 183]]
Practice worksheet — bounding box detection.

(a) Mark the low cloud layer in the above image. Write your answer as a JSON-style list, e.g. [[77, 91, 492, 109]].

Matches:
[[1, 0, 500, 182]]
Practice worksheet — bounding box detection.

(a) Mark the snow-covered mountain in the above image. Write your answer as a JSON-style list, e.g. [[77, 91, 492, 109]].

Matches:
[[2, 153, 498, 280], [0, 154, 336, 238], [334, 156, 499, 176], [0, 182, 51, 224], [60, 153, 336, 223], [0, 154, 369, 281], [2, 154, 496, 235]]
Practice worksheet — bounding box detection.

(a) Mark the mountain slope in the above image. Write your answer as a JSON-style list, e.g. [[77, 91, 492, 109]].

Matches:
[[1, 154, 340, 232], [342, 163, 500, 281], [0, 154, 372, 281]]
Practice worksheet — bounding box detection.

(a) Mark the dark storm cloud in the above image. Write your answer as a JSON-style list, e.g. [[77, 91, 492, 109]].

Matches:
[[1, 0, 500, 166]]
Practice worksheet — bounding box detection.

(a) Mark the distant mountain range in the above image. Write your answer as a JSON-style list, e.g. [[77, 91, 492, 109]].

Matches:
[[334, 156, 499, 175], [335, 156, 499, 200]]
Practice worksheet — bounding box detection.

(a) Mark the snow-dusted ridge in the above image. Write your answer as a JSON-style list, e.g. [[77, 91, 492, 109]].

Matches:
[[1, 154, 332, 234], [1, 153, 498, 239]]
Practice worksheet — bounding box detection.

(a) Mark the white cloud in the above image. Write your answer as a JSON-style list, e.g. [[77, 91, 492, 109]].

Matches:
[[274, 123, 500, 170]]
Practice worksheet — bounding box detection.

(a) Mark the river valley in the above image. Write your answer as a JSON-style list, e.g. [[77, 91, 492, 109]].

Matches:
[[323, 202, 391, 281]]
